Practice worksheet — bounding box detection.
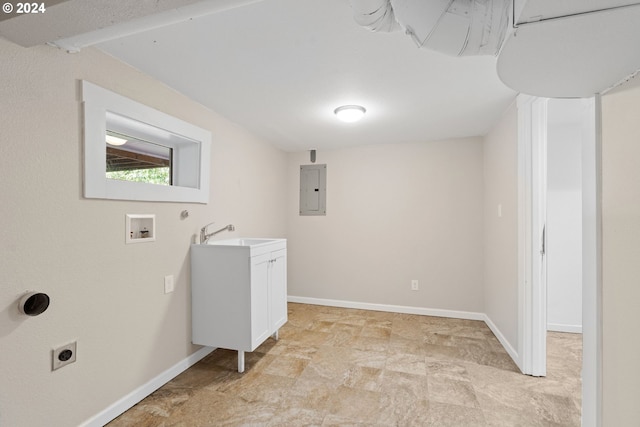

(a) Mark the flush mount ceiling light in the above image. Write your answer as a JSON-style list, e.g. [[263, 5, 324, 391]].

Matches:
[[334, 105, 366, 123], [106, 134, 128, 146]]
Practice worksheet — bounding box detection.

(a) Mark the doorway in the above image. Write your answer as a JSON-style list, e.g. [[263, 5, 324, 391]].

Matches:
[[547, 99, 584, 334], [517, 95, 601, 426]]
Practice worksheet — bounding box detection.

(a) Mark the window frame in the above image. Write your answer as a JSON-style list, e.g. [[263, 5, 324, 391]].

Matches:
[[82, 80, 211, 203]]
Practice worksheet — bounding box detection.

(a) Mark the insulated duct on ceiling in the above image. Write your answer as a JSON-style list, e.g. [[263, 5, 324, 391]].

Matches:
[[350, 0, 400, 32], [349, 0, 511, 56]]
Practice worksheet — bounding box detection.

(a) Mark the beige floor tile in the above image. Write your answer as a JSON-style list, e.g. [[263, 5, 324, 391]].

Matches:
[[267, 407, 325, 426], [426, 358, 470, 381], [341, 365, 384, 391], [377, 393, 431, 426], [107, 303, 581, 427], [348, 335, 390, 353], [336, 314, 368, 326], [321, 414, 389, 426], [377, 370, 431, 423], [324, 329, 358, 347], [270, 341, 320, 360], [389, 334, 427, 355], [385, 352, 427, 375], [325, 385, 382, 423], [173, 389, 278, 426], [360, 325, 392, 339], [428, 374, 480, 408], [263, 354, 309, 378], [343, 347, 388, 369], [235, 373, 296, 405], [307, 319, 335, 333], [380, 369, 429, 398], [363, 318, 393, 329], [427, 400, 487, 426]]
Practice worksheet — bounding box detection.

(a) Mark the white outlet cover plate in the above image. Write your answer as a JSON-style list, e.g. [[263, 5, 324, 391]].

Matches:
[[164, 275, 175, 293]]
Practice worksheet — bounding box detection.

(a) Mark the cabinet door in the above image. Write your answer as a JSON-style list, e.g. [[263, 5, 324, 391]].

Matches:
[[250, 253, 271, 350], [269, 248, 288, 331]]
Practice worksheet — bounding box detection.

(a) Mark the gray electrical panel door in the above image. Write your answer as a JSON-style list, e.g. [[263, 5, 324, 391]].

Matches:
[[300, 164, 326, 216]]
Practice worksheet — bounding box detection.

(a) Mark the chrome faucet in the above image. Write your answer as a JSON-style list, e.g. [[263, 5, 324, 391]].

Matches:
[[200, 223, 235, 243]]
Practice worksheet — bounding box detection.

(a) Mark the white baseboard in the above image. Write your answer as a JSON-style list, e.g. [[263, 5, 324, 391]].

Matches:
[[483, 314, 520, 366], [548, 323, 583, 334], [288, 295, 485, 321], [80, 346, 215, 427]]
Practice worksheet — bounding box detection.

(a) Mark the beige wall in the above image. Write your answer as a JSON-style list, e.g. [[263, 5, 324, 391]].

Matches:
[[601, 77, 640, 425], [0, 39, 287, 426], [482, 102, 519, 349], [286, 139, 485, 313]]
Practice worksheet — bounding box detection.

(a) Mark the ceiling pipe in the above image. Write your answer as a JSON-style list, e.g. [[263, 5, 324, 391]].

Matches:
[[349, 0, 510, 57], [35, 0, 263, 52], [348, 0, 399, 32]]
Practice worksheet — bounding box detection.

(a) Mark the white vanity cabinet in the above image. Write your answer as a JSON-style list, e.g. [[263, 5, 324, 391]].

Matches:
[[191, 238, 287, 372]]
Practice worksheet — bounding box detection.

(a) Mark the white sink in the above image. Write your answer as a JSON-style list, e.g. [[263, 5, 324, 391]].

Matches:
[[194, 237, 286, 258], [206, 238, 280, 247], [191, 237, 287, 373]]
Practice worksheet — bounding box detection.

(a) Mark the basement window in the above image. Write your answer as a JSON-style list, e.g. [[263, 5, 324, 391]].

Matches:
[[82, 80, 211, 203], [105, 131, 173, 186]]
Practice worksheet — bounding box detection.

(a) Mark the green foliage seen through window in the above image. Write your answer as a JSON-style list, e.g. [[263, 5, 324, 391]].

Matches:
[[106, 168, 171, 186]]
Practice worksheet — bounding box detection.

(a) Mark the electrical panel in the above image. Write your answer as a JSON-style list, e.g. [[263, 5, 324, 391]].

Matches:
[[299, 164, 326, 216]]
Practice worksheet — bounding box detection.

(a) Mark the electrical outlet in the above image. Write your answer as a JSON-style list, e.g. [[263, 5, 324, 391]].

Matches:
[[52, 341, 77, 371], [411, 280, 419, 291], [164, 275, 175, 294]]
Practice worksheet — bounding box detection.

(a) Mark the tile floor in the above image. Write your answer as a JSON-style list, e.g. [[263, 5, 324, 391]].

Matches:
[[108, 303, 582, 426]]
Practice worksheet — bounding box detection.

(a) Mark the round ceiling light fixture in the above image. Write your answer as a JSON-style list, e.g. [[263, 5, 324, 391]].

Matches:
[[334, 105, 366, 123], [106, 134, 128, 146]]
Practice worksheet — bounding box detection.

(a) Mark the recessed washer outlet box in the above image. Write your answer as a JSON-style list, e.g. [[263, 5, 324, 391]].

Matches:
[[52, 341, 77, 371], [126, 214, 156, 244]]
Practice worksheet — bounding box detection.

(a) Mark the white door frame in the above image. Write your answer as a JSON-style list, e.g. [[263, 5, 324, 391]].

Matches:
[[580, 96, 602, 427], [518, 94, 602, 425], [517, 94, 548, 377]]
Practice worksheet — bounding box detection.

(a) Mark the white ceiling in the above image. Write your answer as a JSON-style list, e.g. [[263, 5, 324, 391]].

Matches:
[[95, 0, 516, 152], [5, 0, 636, 152]]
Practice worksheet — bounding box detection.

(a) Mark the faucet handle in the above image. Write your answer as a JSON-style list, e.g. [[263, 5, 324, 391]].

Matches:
[[199, 222, 216, 244]]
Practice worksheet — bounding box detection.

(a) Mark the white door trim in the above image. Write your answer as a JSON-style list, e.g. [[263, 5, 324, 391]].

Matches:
[[518, 94, 602, 425], [517, 94, 548, 377], [580, 96, 603, 427]]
